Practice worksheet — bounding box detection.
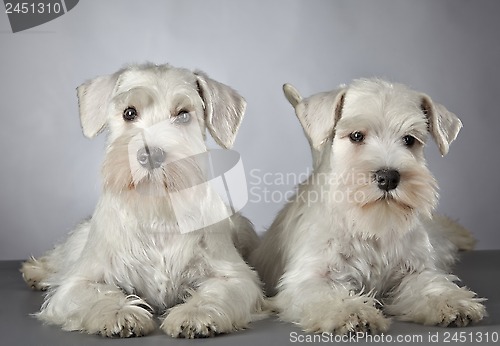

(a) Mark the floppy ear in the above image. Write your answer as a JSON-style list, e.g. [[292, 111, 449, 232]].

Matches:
[[283, 83, 346, 150], [421, 94, 462, 156], [194, 71, 246, 149], [77, 72, 121, 138]]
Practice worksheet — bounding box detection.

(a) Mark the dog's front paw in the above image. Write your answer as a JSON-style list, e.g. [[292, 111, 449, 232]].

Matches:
[[161, 304, 238, 338], [83, 295, 155, 337], [398, 287, 487, 327], [427, 291, 486, 327], [300, 298, 390, 335], [20, 257, 50, 290]]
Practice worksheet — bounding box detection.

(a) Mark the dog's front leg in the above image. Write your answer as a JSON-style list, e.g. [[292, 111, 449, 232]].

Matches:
[[273, 270, 390, 335], [160, 262, 263, 338], [385, 269, 486, 326], [38, 279, 156, 337]]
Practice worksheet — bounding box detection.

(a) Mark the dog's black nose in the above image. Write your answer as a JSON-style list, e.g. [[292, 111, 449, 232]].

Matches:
[[137, 146, 166, 170], [375, 169, 400, 191]]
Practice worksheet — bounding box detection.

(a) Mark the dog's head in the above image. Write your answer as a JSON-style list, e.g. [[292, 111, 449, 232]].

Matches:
[[284, 79, 462, 236], [77, 63, 246, 195]]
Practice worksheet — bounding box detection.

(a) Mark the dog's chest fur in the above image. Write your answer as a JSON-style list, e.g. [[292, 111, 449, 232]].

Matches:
[[319, 227, 429, 296], [94, 193, 213, 311], [112, 235, 206, 310]]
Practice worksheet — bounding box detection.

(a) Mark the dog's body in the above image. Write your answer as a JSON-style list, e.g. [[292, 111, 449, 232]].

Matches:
[[250, 79, 486, 334], [21, 64, 264, 338]]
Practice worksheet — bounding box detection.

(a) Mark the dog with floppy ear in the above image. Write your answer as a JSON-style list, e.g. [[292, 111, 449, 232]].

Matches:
[[250, 79, 485, 335], [20, 63, 265, 338]]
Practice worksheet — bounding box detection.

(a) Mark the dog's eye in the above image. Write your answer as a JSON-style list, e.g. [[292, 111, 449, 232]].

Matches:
[[174, 110, 191, 124], [123, 107, 138, 121], [402, 135, 416, 147], [349, 131, 365, 143]]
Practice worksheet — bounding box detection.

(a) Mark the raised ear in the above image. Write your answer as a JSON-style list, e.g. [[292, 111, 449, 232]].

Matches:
[[284, 83, 346, 150], [283, 83, 302, 108], [421, 94, 463, 156], [194, 71, 246, 149], [77, 72, 121, 138]]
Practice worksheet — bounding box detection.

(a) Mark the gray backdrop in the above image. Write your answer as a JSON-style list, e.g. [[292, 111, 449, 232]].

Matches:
[[1, 0, 499, 260]]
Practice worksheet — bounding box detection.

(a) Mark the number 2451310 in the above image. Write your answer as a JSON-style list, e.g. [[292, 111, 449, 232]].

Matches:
[[443, 331, 498, 343], [5, 2, 62, 14]]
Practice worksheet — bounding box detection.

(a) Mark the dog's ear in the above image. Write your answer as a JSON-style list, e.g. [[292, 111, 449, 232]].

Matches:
[[420, 95, 462, 156], [77, 72, 121, 138], [284, 83, 346, 150], [283, 83, 302, 108], [194, 71, 246, 149]]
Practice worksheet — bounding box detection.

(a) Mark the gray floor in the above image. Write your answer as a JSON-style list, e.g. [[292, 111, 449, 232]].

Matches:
[[1, 251, 499, 346]]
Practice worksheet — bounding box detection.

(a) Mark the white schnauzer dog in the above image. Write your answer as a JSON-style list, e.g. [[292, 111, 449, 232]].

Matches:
[[250, 79, 486, 335], [20, 63, 265, 338]]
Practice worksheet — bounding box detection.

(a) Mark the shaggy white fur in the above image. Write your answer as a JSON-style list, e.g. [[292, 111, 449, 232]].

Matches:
[[250, 79, 486, 335], [21, 63, 265, 338]]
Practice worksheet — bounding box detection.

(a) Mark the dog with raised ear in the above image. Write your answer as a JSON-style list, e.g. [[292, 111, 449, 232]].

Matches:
[[20, 63, 265, 338], [250, 79, 485, 335]]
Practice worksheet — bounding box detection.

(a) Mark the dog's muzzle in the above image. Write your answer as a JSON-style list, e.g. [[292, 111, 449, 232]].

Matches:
[[137, 146, 166, 170], [375, 169, 400, 191]]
